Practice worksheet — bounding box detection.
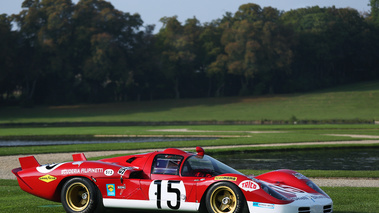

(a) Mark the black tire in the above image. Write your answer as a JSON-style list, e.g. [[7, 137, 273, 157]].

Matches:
[[61, 177, 101, 213], [205, 182, 246, 213]]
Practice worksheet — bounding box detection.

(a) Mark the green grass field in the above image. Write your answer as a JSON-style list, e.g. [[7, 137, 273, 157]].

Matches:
[[1, 81, 378, 212], [1, 124, 379, 156], [1, 81, 378, 123]]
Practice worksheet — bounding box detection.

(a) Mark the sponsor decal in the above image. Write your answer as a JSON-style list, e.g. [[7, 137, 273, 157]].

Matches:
[[117, 167, 133, 175], [104, 169, 114, 176], [239, 180, 260, 192], [117, 185, 126, 189], [39, 174, 57, 183], [37, 163, 63, 173], [117, 185, 126, 195], [61, 168, 103, 175], [214, 176, 237, 181], [293, 195, 326, 201], [253, 202, 274, 209], [106, 184, 116, 196]]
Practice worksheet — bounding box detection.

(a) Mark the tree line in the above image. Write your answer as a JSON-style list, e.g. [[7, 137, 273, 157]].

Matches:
[[1, 0, 379, 105]]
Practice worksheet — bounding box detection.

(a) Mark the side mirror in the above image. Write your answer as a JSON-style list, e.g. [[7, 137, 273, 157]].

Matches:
[[196, 146, 204, 157]]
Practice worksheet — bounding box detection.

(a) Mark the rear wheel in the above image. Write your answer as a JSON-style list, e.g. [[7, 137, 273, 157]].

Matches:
[[61, 177, 100, 213], [205, 182, 245, 213]]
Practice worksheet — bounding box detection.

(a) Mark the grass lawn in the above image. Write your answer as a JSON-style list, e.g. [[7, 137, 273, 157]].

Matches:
[[323, 187, 379, 212], [0, 81, 378, 212], [0, 81, 378, 156], [0, 179, 377, 213], [0, 81, 378, 123], [1, 124, 378, 156]]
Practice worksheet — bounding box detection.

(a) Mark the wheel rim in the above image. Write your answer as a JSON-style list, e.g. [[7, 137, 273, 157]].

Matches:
[[66, 182, 90, 211], [210, 186, 237, 213]]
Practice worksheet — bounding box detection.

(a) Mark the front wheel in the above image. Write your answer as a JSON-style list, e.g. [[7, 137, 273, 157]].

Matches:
[[205, 182, 246, 213], [61, 177, 100, 213]]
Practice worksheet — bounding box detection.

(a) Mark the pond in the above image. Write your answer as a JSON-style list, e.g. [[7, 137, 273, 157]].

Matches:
[[1, 138, 377, 171], [212, 148, 379, 171], [0, 137, 216, 147]]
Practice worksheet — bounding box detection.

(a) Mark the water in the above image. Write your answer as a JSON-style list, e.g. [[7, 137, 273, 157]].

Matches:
[[0, 137, 216, 147], [212, 148, 379, 171], [1, 138, 377, 170]]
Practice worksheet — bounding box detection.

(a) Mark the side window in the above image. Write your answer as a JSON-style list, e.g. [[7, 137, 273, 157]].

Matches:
[[181, 156, 215, 177], [152, 154, 183, 175]]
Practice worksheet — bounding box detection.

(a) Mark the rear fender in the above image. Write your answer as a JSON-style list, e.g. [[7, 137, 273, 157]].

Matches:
[[55, 176, 101, 202], [13, 156, 40, 192], [12, 167, 33, 191]]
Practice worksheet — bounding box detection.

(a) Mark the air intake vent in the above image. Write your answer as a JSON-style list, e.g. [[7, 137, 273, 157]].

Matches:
[[324, 205, 333, 212], [126, 157, 136, 163], [299, 207, 310, 213]]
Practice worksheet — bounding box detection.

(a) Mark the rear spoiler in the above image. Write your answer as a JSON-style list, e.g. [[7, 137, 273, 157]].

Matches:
[[19, 156, 40, 170], [72, 153, 87, 161], [18, 153, 87, 170]]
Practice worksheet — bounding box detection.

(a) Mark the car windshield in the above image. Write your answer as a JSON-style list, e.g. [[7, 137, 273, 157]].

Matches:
[[181, 155, 244, 177]]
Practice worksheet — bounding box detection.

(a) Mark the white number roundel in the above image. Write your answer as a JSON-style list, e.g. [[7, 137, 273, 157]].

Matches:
[[104, 169, 114, 176], [149, 180, 186, 210]]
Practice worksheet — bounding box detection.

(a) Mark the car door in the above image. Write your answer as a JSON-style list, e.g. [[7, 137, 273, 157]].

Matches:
[[139, 154, 199, 211]]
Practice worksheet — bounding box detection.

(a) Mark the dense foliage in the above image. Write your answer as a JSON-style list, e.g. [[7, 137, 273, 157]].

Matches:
[[1, 0, 378, 105]]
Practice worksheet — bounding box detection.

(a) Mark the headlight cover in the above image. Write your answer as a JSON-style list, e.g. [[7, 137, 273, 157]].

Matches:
[[306, 180, 329, 198], [260, 182, 290, 201]]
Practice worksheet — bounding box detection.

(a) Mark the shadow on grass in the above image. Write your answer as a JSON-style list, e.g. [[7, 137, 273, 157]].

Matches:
[[333, 212, 361, 213]]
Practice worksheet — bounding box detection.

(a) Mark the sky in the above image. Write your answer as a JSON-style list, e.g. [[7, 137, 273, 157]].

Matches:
[[0, 0, 371, 32]]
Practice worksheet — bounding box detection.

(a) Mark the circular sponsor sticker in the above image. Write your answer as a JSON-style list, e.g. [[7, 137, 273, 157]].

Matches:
[[104, 169, 114, 176]]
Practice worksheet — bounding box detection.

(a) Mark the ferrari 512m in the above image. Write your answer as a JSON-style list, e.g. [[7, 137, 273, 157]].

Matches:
[[12, 147, 333, 213]]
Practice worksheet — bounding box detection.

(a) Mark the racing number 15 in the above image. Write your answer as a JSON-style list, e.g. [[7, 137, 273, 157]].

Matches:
[[153, 180, 183, 210]]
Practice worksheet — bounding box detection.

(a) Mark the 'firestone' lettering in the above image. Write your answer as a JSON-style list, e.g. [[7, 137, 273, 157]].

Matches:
[[214, 176, 237, 181]]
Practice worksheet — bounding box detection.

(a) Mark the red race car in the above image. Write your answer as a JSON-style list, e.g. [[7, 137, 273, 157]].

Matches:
[[12, 147, 333, 213]]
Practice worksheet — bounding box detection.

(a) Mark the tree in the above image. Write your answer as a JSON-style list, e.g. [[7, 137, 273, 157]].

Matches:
[[200, 20, 225, 97], [0, 14, 19, 103], [281, 6, 369, 91], [156, 16, 199, 99], [215, 3, 293, 95], [11, 0, 145, 104], [3, 1, 378, 105], [13, 0, 75, 104], [127, 24, 164, 101], [72, 0, 143, 102], [369, 0, 379, 25]]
